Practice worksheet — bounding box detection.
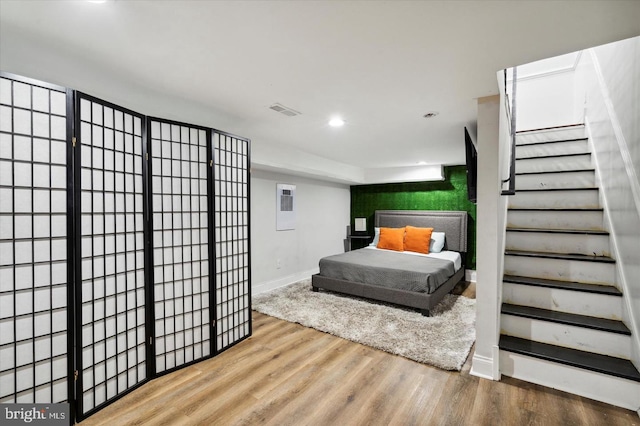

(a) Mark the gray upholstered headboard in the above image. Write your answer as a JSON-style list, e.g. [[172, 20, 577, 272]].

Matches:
[[374, 210, 468, 253]]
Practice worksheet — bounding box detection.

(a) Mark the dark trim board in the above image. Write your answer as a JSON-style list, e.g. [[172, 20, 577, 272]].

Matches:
[[516, 123, 585, 134], [312, 210, 468, 316], [500, 335, 640, 382]]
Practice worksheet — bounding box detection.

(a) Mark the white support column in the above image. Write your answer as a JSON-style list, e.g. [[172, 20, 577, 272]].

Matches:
[[471, 94, 504, 380]]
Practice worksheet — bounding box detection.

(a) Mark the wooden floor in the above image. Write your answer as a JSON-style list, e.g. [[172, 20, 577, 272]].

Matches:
[[80, 283, 637, 426]]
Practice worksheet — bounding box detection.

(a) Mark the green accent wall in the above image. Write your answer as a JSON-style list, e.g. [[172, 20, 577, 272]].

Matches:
[[350, 165, 476, 269]]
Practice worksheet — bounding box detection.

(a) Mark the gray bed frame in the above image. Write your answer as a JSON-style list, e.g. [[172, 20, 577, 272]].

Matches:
[[311, 210, 468, 316]]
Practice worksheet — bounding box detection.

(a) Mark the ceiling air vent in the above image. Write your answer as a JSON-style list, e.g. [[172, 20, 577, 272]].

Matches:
[[269, 103, 301, 117]]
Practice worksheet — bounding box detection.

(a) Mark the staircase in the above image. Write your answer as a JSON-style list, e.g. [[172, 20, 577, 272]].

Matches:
[[498, 124, 640, 410]]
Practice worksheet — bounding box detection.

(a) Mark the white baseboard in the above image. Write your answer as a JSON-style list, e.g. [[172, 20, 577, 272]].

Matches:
[[252, 268, 319, 295], [470, 351, 498, 380], [465, 269, 477, 283]]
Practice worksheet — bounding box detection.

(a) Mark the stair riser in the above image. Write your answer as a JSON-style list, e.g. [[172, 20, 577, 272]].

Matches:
[[499, 351, 640, 411], [515, 154, 592, 174], [501, 315, 630, 358], [516, 127, 586, 145], [517, 139, 589, 158], [502, 282, 622, 320], [504, 255, 615, 285], [506, 210, 604, 231], [505, 232, 610, 257], [508, 189, 600, 209], [515, 171, 595, 190]]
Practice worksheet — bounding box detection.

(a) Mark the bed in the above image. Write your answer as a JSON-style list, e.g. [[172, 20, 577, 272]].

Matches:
[[311, 210, 468, 316]]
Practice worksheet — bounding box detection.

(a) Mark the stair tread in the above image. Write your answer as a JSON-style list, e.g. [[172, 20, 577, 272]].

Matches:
[[516, 168, 595, 176], [516, 124, 585, 134], [508, 207, 603, 211], [505, 250, 615, 263], [514, 187, 598, 192], [516, 152, 591, 161], [502, 303, 630, 335], [506, 228, 609, 235], [515, 137, 588, 147], [499, 335, 640, 382], [503, 275, 622, 296]]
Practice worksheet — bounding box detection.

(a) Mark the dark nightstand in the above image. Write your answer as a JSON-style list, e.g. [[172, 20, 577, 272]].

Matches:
[[346, 235, 372, 251]]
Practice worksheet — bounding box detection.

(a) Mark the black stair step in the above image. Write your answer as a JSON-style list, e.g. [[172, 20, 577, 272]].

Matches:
[[503, 275, 622, 296], [516, 168, 595, 176], [516, 124, 584, 134], [502, 303, 630, 335], [505, 250, 615, 263], [506, 228, 609, 235], [499, 335, 640, 382], [508, 207, 603, 212], [514, 187, 598, 192], [515, 137, 588, 148], [516, 152, 590, 161]]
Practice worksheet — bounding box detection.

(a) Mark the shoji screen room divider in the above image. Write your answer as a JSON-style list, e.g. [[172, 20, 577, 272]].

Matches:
[[0, 74, 73, 410], [74, 93, 150, 418], [0, 72, 251, 423], [148, 118, 213, 374]]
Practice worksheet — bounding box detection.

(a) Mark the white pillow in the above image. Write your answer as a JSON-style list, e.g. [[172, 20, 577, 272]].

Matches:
[[370, 227, 381, 246], [430, 232, 446, 253]]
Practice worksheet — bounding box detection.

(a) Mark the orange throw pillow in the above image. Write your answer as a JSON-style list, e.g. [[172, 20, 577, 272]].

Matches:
[[377, 227, 405, 251], [404, 226, 433, 254]]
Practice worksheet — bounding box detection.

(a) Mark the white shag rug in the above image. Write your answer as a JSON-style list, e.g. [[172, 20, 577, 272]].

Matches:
[[252, 279, 476, 371]]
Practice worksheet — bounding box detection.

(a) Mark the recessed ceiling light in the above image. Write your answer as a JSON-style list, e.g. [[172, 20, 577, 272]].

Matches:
[[87, 0, 109, 4], [417, 161, 427, 165], [423, 112, 439, 118], [329, 117, 345, 127]]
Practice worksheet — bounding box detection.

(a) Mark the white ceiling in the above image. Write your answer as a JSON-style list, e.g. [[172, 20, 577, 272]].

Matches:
[[1, 0, 639, 176]]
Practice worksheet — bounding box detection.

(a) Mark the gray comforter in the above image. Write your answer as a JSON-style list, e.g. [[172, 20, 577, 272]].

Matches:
[[318, 248, 456, 294]]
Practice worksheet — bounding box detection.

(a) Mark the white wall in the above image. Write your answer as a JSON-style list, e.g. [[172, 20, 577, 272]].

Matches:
[[470, 94, 504, 380], [574, 36, 640, 369], [590, 37, 640, 176], [251, 169, 350, 294], [0, 25, 241, 135], [515, 69, 581, 131]]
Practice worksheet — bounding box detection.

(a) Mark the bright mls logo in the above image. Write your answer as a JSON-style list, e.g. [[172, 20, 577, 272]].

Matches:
[[2, 404, 69, 425]]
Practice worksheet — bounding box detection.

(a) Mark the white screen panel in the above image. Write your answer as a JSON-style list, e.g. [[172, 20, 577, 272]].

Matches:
[[0, 75, 69, 405], [150, 120, 211, 372], [213, 132, 251, 351], [77, 95, 147, 416]]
